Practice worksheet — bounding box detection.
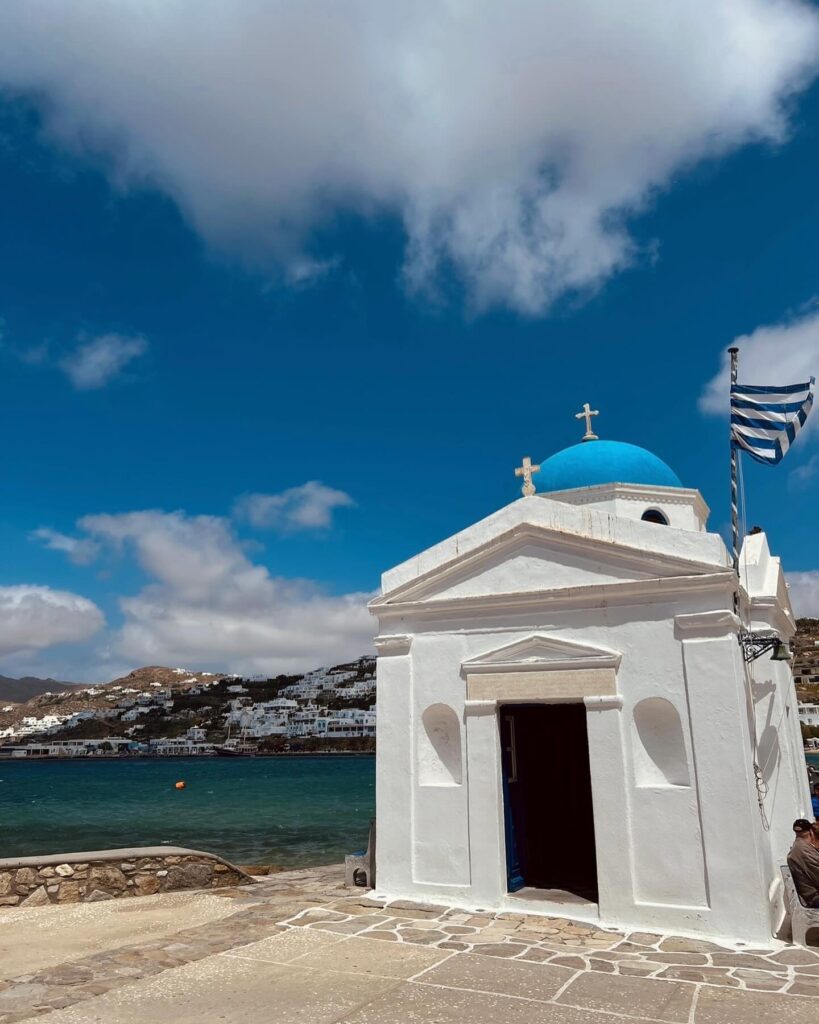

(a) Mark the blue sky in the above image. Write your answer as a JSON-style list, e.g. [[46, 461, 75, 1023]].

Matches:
[[1, 2, 819, 681]]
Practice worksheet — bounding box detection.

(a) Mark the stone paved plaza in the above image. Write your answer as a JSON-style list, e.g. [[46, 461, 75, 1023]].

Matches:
[[0, 864, 817, 1023]]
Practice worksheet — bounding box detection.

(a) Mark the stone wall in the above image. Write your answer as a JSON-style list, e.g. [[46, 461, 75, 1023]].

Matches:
[[0, 846, 254, 908]]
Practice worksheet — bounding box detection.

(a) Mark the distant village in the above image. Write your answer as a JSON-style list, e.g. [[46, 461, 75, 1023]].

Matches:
[[0, 658, 376, 758], [794, 618, 819, 749], [1, 618, 818, 760]]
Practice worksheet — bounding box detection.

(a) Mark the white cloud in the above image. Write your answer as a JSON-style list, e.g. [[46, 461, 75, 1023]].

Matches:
[[700, 307, 819, 417], [234, 481, 355, 532], [786, 571, 819, 618], [59, 333, 147, 390], [0, 2, 816, 313], [0, 585, 104, 657], [31, 527, 100, 566], [78, 510, 373, 674], [789, 453, 819, 491]]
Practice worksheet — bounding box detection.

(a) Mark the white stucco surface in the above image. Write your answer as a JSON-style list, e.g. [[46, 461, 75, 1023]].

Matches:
[[370, 487, 811, 945]]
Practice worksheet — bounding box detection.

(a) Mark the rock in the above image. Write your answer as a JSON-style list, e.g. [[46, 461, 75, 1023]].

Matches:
[[789, 982, 819, 997], [0, 896, 20, 906], [46, 885, 60, 894], [627, 931, 663, 945], [15, 868, 38, 887], [770, 948, 819, 966], [733, 968, 788, 991], [20, 886, 51, 907], [56, 881, 81, 903], [0, 872, 12, 896], [88, 865, 128, 892], [55, 864, 74, 877], [38, 867, 56, 879], [166, 863, 213, 890], [387, 899, 450, 914], [658, 937, 726, 954], [133, 874, 160, 896], [156, 870, 168, 878], [550, 955, 588, 969], [120, 862, 136, 871], [85, 889, 114, 902], [73, 863, 88, 871], [469, 942, 530, 958], [657, 966, 739, 986]]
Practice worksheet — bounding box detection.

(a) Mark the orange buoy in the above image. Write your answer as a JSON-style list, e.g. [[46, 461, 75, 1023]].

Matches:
[[175, 781, 186, 790]]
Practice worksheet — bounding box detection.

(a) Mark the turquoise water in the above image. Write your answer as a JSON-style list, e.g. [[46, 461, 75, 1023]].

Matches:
[[1, 753, 813, 867], [0, 756, 375, 866]]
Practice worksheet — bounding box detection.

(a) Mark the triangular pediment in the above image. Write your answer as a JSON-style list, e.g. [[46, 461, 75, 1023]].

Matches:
[[462, 633, 621, 673], [373, 524, 719, 608]]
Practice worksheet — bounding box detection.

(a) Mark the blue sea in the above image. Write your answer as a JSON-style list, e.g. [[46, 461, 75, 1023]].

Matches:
[[1, 754, 814, 867], [0, 756, 375, 866]]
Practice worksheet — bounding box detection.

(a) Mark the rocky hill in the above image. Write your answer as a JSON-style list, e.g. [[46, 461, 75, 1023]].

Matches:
[[0, 675, 77, 704], [0, 666, 225, 735], [0, 658, 376, 750]]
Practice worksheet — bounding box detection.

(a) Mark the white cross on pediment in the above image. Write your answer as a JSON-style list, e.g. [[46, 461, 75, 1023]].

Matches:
[[514, 456, 540, 496]]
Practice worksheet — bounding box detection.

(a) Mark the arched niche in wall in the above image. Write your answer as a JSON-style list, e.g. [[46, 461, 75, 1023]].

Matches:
[[418, 703, 463, 786], [632, 697, 690, 787], [641, 508, 669, 525]]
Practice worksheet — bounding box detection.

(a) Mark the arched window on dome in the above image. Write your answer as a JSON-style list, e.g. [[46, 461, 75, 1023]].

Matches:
[[641, 508, 669, 526]]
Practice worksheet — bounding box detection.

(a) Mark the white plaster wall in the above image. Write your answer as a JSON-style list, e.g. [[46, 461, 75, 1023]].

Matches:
[[542, 485, 708, 533], [380, 496, 727, 596], [426, 541, 654, 601], [411, 634, 471, 887], [374, 648, 413, 895], [677, 629, 773, 942], [373, 507, 799, 944], [378, 597, 736, 930], [739, 531, 812, 928], [627, 696, 707, 909]]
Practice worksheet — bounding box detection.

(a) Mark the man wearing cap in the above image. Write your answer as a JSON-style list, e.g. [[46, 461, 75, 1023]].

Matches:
[[787, 819, 819, 908]]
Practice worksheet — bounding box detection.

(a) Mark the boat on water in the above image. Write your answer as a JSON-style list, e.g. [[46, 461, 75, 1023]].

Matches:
[[215, 725, 259, 757], [215, 740, 258, 757]]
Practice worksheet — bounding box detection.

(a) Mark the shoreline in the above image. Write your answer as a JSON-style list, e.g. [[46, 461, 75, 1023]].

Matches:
[[0, 750, 376, 761]]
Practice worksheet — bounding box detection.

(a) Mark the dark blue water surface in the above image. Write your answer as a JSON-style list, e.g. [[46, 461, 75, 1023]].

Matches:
[[0, 756, 374, 866]]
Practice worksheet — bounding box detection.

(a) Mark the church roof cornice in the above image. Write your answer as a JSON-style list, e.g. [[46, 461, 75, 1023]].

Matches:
[[370, 570, 736, 620]]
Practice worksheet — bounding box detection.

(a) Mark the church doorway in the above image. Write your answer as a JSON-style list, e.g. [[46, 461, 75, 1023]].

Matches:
[[500, 703, 598, 902]]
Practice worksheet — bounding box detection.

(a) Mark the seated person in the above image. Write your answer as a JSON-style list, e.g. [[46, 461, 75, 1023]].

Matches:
[[787, 819, 819, 908]]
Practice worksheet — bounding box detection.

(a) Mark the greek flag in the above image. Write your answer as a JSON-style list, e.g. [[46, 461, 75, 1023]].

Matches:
[[731, 378, 815, 464]]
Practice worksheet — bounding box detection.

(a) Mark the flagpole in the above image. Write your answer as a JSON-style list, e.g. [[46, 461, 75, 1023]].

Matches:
[[728, 345, 740, 615]]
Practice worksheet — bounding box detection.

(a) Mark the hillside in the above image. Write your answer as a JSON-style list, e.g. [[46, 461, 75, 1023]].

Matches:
[[0, 675, 76, 705], [793, 618, 819, 701], [0, 666, 224, 734], [0, 659, 376, 750]]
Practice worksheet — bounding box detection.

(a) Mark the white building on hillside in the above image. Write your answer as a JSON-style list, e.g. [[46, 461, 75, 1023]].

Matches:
[[798, 703, 819, 728], [370, 425, 811, 945]]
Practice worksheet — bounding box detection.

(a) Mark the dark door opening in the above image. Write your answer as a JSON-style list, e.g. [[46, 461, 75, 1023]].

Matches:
[[500, 703, 598, 901]]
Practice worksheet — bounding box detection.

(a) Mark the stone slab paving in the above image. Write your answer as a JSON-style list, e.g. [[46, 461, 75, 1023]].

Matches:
[[0, 864, 815, 1023], [0, 890, 240, 981]]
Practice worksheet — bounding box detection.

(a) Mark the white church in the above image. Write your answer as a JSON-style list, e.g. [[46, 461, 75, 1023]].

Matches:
[[370, 409, 812, 944]]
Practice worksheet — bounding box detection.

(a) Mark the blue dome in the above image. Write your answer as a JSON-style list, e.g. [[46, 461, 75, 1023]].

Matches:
[[532, 440, 682, 493]]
